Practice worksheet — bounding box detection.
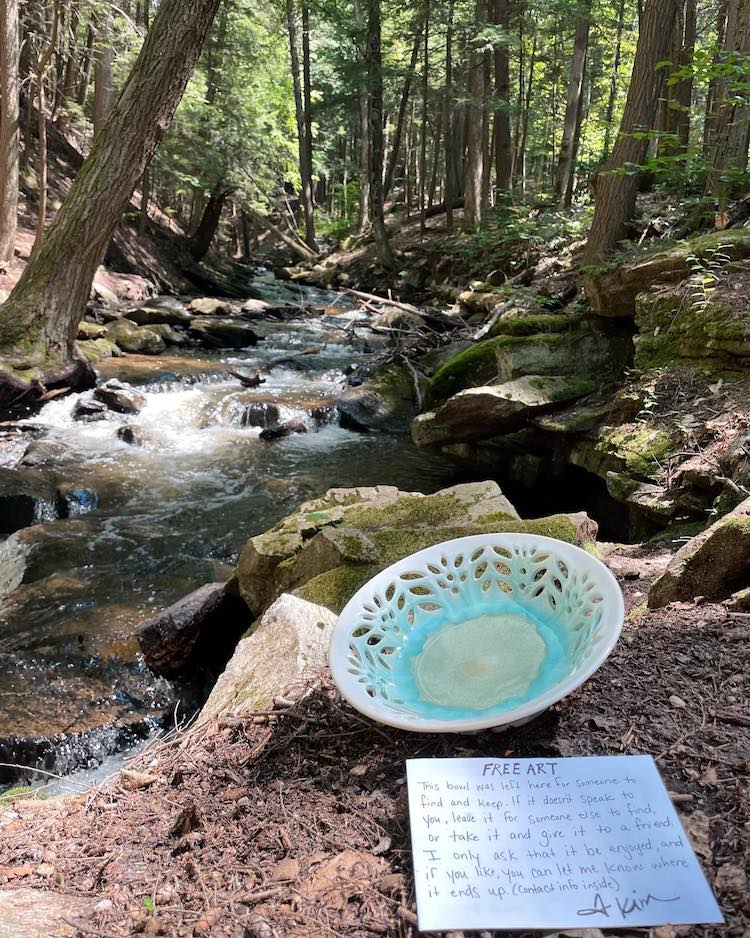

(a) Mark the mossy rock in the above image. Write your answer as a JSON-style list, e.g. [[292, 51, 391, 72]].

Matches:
[[635, 287, 750, 371], [595, 425, 676, 479], [297, 514, 597, 613], [336, 365, 417, 432]]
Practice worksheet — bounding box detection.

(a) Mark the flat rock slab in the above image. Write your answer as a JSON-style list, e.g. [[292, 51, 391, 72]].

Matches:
[[412, 375, 595, 447], [0, 888, 91, 936]]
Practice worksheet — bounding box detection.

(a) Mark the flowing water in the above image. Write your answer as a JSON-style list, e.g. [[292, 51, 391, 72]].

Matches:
[[0, 277, 457, 781]]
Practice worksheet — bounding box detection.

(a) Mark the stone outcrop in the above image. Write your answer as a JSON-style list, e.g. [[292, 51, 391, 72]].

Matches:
[[200, 593, 337, 720], [583, 229, 750, 317], [412, 375, 596, 447], [648, 496, 750, 607], [236, 481, 596, 618]]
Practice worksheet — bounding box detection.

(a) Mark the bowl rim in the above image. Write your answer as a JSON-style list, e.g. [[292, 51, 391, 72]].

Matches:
[[328, 532, 625, 733]]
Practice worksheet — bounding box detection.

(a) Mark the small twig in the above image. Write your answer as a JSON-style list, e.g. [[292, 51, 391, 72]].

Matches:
[[240, 886, 285, 904]]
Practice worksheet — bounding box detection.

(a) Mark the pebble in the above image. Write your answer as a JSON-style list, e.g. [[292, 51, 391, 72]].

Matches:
[[669, 694, 687, 709]]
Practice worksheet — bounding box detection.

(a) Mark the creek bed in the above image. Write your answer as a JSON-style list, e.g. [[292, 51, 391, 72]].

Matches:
[[0, 281, 457, 783]]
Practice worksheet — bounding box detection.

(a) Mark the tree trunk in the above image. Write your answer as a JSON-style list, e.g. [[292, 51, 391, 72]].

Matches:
[[0, 0, 20, 271], [0, 0, 223, 404], [354, 0, 372, 232], [419, 0, 431, 231], [93, 10, 113, 135], [189, 186, 231, 261], [58, 0, 80, 125], [367, 0, 395, 267], [493, 0, 512, 194], [286, 0, 315, 248], [706, 0, 750, 202], [77, 23, 94, 107], [444, 0, 455, 231], [516, 30, 537, 193], [555, 1, 591, 207], [602, 0, 625, 160], [464, 0, 486, 228], [657, 0, 695, 157], [703, 0, 729, 160], [139, 167, 151, 234], [34, 0, 61, 250], [301, 0, 315, 248], [584, 0, 680, 263], [383, 23, 422, 200]]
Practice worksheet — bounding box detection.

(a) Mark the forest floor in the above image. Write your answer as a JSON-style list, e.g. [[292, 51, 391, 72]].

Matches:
[[1, 548, 747, 938]]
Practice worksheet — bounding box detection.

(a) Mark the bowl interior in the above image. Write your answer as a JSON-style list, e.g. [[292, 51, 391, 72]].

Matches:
[[329, 534, 624, 732]]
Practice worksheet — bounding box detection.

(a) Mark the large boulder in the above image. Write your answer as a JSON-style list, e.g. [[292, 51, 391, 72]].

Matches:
[[583, 229, 750, 318], [411, 375, 596, 447], [124, 304, 192, 327], [105, 318, 166, 355], [494, 331, 631, 382], [188, 317, 261, 348], [648, 496, 750, 607], [199, 593, 337, 720], [235, 481, 597, 618], [76, 338, 122, 362], [145, 323, 189, 347], [138, 580, 251, 676], [93, 379, 146, 414], [77, 320, 108, 340], [336, 365, 417, 432]]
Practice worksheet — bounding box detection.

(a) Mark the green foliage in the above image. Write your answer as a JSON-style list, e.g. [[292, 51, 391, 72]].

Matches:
[[685, 244, 731, 315]]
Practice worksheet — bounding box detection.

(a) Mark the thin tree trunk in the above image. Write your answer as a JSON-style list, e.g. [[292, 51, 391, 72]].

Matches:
[[139, 168, 151, 234], [464, 0, 486, 228], [419, 0, 431, 231], [354, 0, 372, 232], [58, 0, 81, 126], [517, 30, 537, 193], [555, 1, 591, 207], [493, 0, 512, 194], [602, 0, 626, 160], [35, 1, 61, 250], [703, 0, 729, 160], [585, 0, 680, 262], [286, 0, 315, 248], [93, 10, 113, 135], [677, 0, 697, 151], [428, 104, 443, 207], [0, 0, 223, 403], [383, 23, 422, 199], [77, 23, 94, 107], [480, 40, 492, 212], [301, 0, 315, 247], [444, 0, 455, 231], [0, 0, 20, 270], [367, 0, 395, 267]]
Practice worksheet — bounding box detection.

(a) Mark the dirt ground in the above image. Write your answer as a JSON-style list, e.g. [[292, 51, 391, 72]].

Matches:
[[0, 552, 748, 938]]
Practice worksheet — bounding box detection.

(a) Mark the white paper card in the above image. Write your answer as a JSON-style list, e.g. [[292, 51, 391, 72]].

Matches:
[[407, 755, 723, 932]]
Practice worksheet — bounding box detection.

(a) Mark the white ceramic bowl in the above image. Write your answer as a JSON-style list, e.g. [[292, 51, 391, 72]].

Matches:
[[328, 533, 624, 733]]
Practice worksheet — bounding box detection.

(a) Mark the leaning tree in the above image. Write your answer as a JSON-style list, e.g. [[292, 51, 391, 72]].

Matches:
[[0, 0, 222, 407]]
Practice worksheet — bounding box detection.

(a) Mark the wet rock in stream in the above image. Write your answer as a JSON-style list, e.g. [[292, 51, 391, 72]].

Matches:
[[93, 379, 146, 414]]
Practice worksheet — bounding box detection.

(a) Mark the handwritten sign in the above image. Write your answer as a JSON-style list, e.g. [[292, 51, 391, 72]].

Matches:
[[407, 755, 723, 932]]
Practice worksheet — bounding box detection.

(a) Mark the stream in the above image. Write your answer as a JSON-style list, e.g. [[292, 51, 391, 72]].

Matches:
[[0, 275, 457, 783]]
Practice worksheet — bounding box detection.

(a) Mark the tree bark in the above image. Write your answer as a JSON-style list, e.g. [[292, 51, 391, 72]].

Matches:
[[367, 0, 395, 267], [77, 23, 94, 107], [555, 1, 591, 207], [0, 0, 223, 404], [0, 0, 20, 271], [584, 0, 679, 263], [34, 0, 61, 250], [464, 0, 486, 228], [354, 0, 372, 232], [301, 0, 315, 248], [189, 186, 231, 261]]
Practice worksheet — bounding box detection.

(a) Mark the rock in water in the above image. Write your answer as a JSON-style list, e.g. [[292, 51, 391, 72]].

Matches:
[[336, 365, 417, 432], [93, 379, 146, 415], [241, 402, 280, 429], [124, 304, 191, 327], [199, 593, 337, 720], [72, 398, 109, 422], [188, 317, 261, 349], [259, 418, 308, 440], [648, 495, 750, 607], [137, 580, 251, 675], [116, 425, 143, 446]]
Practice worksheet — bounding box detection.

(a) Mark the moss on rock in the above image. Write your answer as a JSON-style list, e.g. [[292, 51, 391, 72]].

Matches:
[[596, 425, 676, 478]]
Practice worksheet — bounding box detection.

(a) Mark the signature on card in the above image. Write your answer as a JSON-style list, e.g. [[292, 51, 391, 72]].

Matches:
[[577, 891, 680, 919]]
